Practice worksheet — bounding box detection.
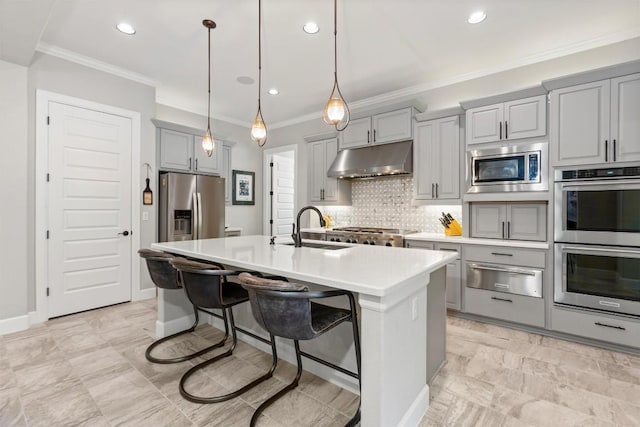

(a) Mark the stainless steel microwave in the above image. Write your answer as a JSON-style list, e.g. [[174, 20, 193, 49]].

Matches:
[[466, 142, 548, 193]]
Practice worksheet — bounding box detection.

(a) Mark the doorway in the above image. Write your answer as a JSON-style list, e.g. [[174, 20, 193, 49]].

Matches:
[[263, 145, 297, 238], [35, 91, 141, 321]]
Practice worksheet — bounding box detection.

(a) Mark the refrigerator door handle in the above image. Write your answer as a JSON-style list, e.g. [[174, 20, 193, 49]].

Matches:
[[197, 192, 203, 240], [192, 192, 199, 239]]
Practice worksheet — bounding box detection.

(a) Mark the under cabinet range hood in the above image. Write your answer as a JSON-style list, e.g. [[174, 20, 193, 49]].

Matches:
[[327, 140, 413, 179]]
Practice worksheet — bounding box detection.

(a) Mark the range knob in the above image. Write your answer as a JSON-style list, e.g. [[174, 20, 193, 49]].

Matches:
[[334, 238, 342, 242], [329, 237, 335, 242], [363, 240, 370, 245], [369, 240, 376, 245], [385, 242, 392, 247], [346, 239, 354, 243]]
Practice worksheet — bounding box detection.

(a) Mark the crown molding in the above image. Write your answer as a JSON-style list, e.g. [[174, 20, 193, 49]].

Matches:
[[155, 95, 251, 129], [36, 42, 158, 87]]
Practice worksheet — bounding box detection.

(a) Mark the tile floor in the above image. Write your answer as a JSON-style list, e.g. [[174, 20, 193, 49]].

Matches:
[[0, 299, 638, 426]]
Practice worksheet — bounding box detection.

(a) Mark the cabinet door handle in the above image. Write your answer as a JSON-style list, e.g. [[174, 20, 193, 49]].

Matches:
[[605, 140, 608, 162], [501, 221, 505, 239], [613, 139, 617, 162], [431, 183, 435, 198], [505, 121, 508, 139], [491, 252, 513, 257], [499, 121, 502, 140], [507, 221, 510, 239], [373, 129, 376, 142], [435, 183, 439, 198], [195, 158, 198, 170], [594, 322, 626, 331], [189, 157, 192, 169], [367, 130, 370, 143], [491, 296, 513, 303]]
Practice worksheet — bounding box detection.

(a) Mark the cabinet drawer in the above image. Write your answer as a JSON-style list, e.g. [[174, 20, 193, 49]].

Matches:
[[465, 287, 545, 327], [465, 245, 545, 268], [405, 240, 435, 250], [551, 306, 640, 349], [436, 243, 461, 260]]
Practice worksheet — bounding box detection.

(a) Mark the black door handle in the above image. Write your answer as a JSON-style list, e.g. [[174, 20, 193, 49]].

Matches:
[[118, 231, 130, 236]]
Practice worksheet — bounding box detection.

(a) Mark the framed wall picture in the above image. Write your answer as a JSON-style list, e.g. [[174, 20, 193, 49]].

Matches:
[[232, 170, 255, 205]]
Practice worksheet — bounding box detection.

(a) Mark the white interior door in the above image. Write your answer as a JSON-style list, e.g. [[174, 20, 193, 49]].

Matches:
[[48, 102, 132, 317], [272, 154, 295, 238]]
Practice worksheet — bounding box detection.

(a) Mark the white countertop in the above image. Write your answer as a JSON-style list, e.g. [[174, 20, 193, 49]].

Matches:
[[300, 227, 328, 233], [405, 232, 550, 249], [151, 235, 456, 298]]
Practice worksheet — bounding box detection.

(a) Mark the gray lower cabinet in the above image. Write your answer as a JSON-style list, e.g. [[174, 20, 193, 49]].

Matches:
[[551, 306, 640, 349], [405, 240, 462, 310], [465, 287, 545, 328], [471, 202, 547, 241], [464, 245, 546, 327]]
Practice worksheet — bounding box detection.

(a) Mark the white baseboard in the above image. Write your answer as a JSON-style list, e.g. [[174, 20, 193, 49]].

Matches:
[[155, 313, 195, 339], [0, 314, 30, 336], [133, 287, 156, 302], [29, 310, 46, 325], [207, 316, 359, 394], [398, 384, 430, 427]]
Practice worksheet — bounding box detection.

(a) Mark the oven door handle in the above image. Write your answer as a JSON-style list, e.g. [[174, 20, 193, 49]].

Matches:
[[559, 179, 640, 191], [561, 245, 640, 256], [468, 263, 539, 277]]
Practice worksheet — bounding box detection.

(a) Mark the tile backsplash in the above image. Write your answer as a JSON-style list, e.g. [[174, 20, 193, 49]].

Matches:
[[317, 176, 462, 233]]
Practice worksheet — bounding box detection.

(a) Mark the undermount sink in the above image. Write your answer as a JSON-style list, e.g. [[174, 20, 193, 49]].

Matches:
[[282, 242, 350, 250]]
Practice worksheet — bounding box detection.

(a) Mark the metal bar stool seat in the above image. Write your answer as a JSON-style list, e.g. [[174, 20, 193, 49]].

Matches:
[[238, 272, 362, 427], [170, 258, 279, 404], [138, 249, 227, 364]]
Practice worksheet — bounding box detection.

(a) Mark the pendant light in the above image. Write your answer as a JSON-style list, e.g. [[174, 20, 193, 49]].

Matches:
[[323, 0, 349, 131], [202, 19, 216, 157], [250, 0, 268, 146]]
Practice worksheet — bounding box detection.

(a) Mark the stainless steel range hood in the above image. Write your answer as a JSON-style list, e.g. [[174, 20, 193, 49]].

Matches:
[[327, 140, 413, 179]]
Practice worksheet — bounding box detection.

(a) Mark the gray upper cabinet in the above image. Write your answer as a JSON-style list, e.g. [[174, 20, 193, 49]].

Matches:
[[550, 73, 640, 166], [471, 202, 546, 241], [339, 117, 372, 149], [159, 128, 194, 171], [338, 107, 413, 150], [414, 115, 460, 201], [159, 127, 221, 174], [308, 138, 351, 205], [466, 95, 546, 145]]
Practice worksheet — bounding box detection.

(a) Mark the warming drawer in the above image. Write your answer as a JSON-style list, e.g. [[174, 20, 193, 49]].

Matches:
[[466, 262, 543, 298]]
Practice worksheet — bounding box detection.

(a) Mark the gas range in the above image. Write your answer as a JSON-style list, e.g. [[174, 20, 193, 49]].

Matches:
[[325, 227, 417, 247]]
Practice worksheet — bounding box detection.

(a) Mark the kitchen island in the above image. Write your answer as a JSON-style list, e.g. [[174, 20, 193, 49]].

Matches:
[[151, 235, 457, 427]]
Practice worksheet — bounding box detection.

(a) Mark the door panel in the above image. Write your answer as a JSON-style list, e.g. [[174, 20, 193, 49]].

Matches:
[[323, 138, 339, 201], [504, 95, 546, 141], [471, 204, 507, 239], [197, 175, 225, 239], [435, 116, 460, 199], [466, 104, 503, 145], [309, 141, 324, 202], [272, 154, 295, 238], [48, 102, 131, 317], [611, 73, 640, 162]]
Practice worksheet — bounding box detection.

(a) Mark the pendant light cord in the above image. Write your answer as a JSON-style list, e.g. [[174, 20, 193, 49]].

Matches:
[[207, 25, 212, 129], [258, 0, 262, 109], [333, 0, 338, 84]]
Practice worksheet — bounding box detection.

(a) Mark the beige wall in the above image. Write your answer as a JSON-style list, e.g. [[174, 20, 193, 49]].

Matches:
[[0, 60, 29, 321]]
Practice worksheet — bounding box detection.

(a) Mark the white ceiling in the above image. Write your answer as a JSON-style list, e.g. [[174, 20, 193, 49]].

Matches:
[[3, 0, 640, 128]]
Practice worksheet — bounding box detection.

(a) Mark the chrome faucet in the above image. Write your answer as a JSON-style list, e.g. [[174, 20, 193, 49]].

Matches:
[[292, 206, 326, 247]]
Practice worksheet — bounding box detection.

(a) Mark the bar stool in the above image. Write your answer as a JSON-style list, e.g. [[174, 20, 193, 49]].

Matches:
[[237, 272, 362, 427], [170, 258, 279, 404], [138, 249, 227, 364]]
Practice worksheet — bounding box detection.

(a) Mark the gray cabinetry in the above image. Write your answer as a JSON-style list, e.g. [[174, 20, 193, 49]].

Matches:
[[338, 107, 414, 150], [551, 306, 640, 349], [550, 73, 640, 166], [414, 115, 460, 201], [464, 245, 546, 327], [405, 239, 462, 310], [471, 202, 546, 241], [159, 128, 193, 171], [309, 138, 351, 205], [466, 95, 546, 145]]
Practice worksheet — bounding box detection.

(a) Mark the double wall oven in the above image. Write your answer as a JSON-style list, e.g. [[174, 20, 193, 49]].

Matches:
[[554, 164, 640, 317]]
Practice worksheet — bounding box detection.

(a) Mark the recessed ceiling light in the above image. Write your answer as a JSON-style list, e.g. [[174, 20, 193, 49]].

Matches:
[[116, 22, 136, 35], [467, 11, 486, 24], [237, 76, 255, 85], [268, 88, 279, 95], [303, 22, 319, 34]]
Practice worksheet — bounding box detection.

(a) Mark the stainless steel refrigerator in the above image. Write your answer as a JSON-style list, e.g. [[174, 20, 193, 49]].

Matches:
[[158, 172, 225, 242]]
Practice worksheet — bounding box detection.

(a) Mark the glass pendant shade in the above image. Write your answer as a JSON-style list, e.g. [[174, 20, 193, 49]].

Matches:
[[202, 127, 214, 157], [323, 86, 346, 124], [250, 110, 267, 145], [324, 0, 349, 131]]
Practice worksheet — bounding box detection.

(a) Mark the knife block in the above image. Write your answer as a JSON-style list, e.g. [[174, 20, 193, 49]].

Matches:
[[443, 219, 462, 236]]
